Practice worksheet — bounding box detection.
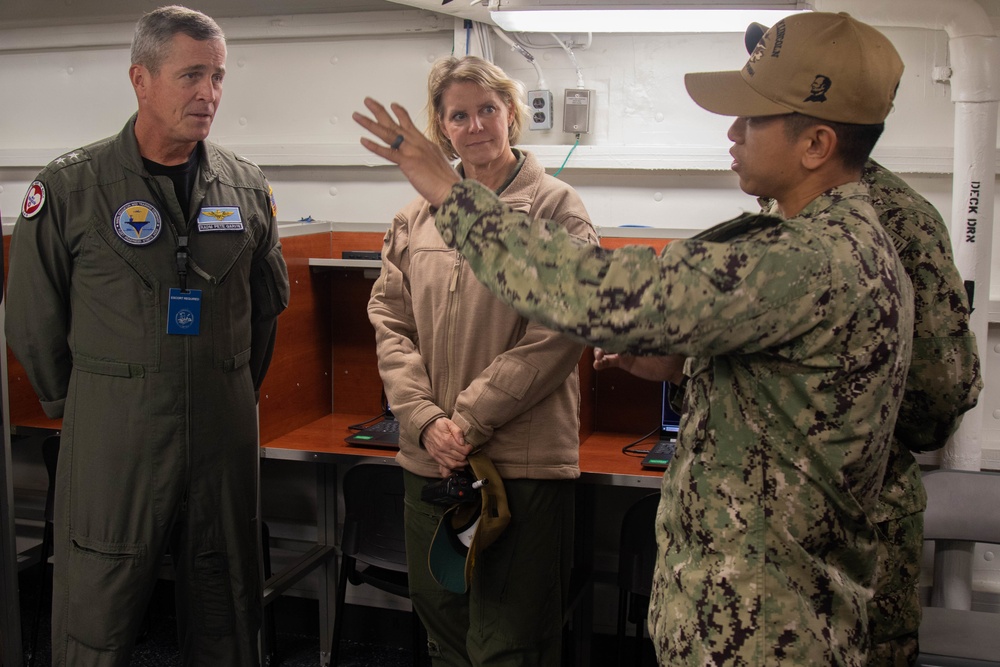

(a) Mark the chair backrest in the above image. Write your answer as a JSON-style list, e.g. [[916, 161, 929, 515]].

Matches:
[[922, 470, 1000, 546], [341, 464, 408, 573], [618, 493, 660, 598]]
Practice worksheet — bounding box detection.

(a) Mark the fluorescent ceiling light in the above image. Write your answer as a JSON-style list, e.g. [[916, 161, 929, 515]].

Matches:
[[490, 9, 808, 33]]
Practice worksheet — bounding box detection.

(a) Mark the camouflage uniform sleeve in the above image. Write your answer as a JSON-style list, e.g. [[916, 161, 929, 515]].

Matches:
[[435, 180, 830, 357], [885, 205, 982, 451]]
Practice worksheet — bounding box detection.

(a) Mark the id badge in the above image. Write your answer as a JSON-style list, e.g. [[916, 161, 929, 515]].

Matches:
[[167, 288, 202, 335]]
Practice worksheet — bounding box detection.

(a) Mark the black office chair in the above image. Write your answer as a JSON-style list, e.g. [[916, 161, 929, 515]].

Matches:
[[28, 433, 60, 667], [616, 492, 659, 667], [330, 464, 425, 666], [916, 469, 1000, 667]]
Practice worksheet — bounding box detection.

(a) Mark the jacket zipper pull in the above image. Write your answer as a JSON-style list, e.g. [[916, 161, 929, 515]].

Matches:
[[449, 256, 461, 292]]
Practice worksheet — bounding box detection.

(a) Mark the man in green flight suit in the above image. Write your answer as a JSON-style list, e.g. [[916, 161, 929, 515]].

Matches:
[[355, 12, 916, 667], [6, 6, 289, 666]]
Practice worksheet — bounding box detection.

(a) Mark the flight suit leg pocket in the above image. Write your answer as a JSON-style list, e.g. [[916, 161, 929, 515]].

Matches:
[[193, 550, 236, 636], [66, 533, 147, 651]]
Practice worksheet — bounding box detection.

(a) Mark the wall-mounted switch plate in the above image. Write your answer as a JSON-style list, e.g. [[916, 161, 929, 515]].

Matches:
[[563, 88, 593, 134]]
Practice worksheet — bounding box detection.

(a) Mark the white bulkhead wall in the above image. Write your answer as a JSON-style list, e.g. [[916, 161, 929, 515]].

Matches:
[[0, 3, 998, 472]]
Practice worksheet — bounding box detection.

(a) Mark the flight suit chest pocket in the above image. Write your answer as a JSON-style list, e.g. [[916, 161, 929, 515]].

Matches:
[[80, 224, 161, 368], [200, 223, 256, 371]]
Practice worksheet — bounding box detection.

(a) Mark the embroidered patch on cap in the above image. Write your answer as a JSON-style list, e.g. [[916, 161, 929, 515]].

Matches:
[[803, 74, 831, 103], [197, 206, 244, 232], [113, 201, 162, 246], [21, 181, 46, 219]]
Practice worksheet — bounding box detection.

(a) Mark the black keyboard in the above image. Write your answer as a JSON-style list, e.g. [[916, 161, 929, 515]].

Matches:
[[641, 439, 676, 469], [364, 419, 399, 434], [345, 417, 400, 447]]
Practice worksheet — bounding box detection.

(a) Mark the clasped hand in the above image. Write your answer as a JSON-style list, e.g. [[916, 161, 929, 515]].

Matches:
[[421, 416, 473, 478]]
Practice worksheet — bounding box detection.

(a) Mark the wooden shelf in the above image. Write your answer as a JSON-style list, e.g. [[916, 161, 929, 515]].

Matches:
[[308, 258, 380, 270]]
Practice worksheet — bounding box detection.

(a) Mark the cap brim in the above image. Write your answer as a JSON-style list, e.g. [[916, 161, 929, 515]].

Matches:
[[684, 70, 794, 118], [428, 504, 477, 594], [427, 454, 512, 595], [465, 455, 510, 553]]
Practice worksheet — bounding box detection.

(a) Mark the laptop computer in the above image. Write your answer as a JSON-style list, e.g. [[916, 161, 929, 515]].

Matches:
[[344, 410, 400, 449], [641, 382, 680, 469]]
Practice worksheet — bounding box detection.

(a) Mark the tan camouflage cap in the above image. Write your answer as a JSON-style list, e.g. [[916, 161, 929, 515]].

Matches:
[[685, 12, 903, 124]]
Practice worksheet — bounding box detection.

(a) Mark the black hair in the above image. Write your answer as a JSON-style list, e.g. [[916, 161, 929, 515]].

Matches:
[[782, 113, 884, 172]]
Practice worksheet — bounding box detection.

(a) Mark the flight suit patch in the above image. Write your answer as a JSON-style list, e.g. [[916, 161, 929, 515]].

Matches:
[[113, 201, 162, 245], [197, 206, 244, 232], [21, 181, 45, 219]]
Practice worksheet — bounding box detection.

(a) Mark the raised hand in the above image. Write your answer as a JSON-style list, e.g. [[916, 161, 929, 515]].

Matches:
[[353, 97, 461, 208]]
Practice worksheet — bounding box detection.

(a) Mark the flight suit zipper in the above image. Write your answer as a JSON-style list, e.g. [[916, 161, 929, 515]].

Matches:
[[181, 333, 191, 515], [149, 174, 195, 516]]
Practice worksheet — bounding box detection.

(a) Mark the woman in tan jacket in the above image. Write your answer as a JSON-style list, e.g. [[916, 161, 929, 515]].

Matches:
[[367, 55, 597, 666]]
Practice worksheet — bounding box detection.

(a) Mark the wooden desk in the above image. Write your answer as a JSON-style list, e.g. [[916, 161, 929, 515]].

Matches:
[[261, 412, 665, 667], [263, 412, 663, 484], [262, 413, 395, 464], [578, 431, 664, 489]]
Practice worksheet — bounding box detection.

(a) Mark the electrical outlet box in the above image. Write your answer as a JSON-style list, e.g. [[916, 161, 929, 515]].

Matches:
[[527, 90, 553, 130], [563, 88, 594, 134]]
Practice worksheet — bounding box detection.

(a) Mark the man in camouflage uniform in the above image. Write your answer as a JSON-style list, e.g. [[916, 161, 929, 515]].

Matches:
[[598, 158, 984, 667], [356, 12, 916, 666], [858, 160, 981, 665], [752, 159, 981, 666], [743, 27, 982, 662]]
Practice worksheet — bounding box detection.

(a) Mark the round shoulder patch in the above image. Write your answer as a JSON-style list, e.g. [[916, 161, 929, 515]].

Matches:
[[113, 201, 162, 246], [22, 180, 46, 219]]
